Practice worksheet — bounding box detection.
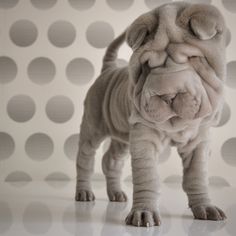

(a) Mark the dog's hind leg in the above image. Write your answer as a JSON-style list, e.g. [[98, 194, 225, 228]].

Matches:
[[75, 120, 106, 202], [102, 139, 129, 202]]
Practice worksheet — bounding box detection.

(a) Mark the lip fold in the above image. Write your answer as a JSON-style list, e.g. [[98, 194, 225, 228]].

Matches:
[[142, 94, 176, 123]]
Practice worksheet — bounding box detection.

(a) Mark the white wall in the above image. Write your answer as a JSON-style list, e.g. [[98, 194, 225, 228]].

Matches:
[[0, 0, 236, 187]]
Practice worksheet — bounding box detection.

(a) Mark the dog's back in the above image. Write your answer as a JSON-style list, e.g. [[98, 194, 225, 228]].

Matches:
[[82, 32, 131, 142]]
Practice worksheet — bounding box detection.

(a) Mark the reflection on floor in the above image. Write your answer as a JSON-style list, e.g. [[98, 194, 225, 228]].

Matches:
[[0, 180, 235, 236]]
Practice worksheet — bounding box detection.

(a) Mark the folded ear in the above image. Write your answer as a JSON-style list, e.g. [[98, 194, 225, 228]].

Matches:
[[189, 13, 222, 40], [126, 12, 157, 51], [178, 4, 225, 41], [126, 24, 148, 51]]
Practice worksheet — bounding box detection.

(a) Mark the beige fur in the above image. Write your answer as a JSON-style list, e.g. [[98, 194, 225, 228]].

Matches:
[[75, 2, 227, 227]]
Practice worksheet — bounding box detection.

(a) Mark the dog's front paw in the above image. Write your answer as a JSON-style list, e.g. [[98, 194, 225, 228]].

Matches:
[[108, 190, 127, 202], [75, 189, 95, 201], [191, 205, 227, 221], [125, 208, 161, 227]]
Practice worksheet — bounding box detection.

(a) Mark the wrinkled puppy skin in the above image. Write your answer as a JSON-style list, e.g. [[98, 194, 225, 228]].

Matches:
[[75, 2, 228, 227]]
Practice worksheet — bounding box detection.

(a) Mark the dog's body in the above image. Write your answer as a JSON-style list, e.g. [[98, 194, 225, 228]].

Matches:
[[75, 2, 227, 226]]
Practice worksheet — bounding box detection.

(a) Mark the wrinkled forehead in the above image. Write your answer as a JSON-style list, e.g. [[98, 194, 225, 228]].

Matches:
[[127, 2, 226, 46], [151, 2, 224, 46], [151, 3, 187, 48], [127, 2, 227, 81]]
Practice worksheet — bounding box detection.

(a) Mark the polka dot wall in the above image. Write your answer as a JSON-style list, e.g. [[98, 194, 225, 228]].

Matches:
[[0, 0, 236, 186]]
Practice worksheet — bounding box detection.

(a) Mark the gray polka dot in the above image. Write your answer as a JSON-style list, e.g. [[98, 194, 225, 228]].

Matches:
[[226, 61, 236, 88], [6, 181, 31, 187], [217, 102, 231, 127], [209, 176, 230, 187], [46, 95, 74, 123], [117, 58, 128, 68], [86, 21, 114, 48], [226, 204, 236, 236], [5, 171, 32, 182], [0, 132, 15, 161], [66, 58, 94, 85], [106, 0, 134, 11], [23, 202, 52, 234], [221, 138, 236, 166], [28, 57, 56, 85], [144, 0, 172, 9], [0, 56, 17, 84], [164, 175, 182, 188], [45, 172, 70, 181], [63, 203, 94, 235], [64, 134, 79, 161], [0, 0, 18, 9], [222, 0, 236, 13], [92, 176, 106, 189], [124, 175, 132, 188], [164, 175, 182, 183], [68, 0, 95, 10], [10, 20, 38, 47], [48, 21, 76, 48], [30, 0, 57, 9], [45, 172, 70, 188], [47, 181, 69, 188], [92, 173, 105, 181], [183, 0, 211, 4], [159, 146, 171, 164], [7, 95, 36, 122], [25, 133, 54, 161], [226, 28, 231, 46], [0, 202, 13, 234]]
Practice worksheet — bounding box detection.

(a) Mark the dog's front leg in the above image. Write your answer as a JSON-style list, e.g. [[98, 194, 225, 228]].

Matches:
[[178, 133, 227, 221], [125, 123, 162, 227]]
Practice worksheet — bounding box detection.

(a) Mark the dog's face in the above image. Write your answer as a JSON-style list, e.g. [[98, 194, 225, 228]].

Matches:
[[126, 2, 227, 130]]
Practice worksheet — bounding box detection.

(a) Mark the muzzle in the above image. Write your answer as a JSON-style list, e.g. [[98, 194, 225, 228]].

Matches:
[[140, 60, 212, 123]]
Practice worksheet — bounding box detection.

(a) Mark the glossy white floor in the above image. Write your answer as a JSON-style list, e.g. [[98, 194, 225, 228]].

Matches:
[[0, 180, 235, 236]]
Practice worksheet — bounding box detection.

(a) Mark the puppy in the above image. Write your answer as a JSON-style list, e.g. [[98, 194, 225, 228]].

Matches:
[[75, 2, 228, 227]]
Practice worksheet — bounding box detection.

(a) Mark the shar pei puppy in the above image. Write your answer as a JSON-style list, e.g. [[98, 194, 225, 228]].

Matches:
[[75, 2, 228, 227]]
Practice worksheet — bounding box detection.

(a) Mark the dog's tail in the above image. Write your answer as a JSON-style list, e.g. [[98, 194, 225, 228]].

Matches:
[[101, 31, 126, 73]]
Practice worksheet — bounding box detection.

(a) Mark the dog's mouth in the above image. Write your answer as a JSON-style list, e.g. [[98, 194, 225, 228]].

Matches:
[[133, 44, 223, 125], [140, 67, 212, 123], [143, 92, 202, 121], [128, 2, 226, 127]]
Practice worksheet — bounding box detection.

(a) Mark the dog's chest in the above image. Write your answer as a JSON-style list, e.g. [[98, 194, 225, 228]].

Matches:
[[166, 125, 199, 146]]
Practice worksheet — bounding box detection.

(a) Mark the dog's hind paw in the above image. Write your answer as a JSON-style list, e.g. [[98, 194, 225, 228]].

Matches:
[[191, 205, 227, 221], [75, 189, 95, 201], [108, 190, 127, 202], [125, 209, 161, 227]]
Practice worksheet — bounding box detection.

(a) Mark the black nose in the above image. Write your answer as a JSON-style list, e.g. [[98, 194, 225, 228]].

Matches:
[[160, 94, 176, 105]]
